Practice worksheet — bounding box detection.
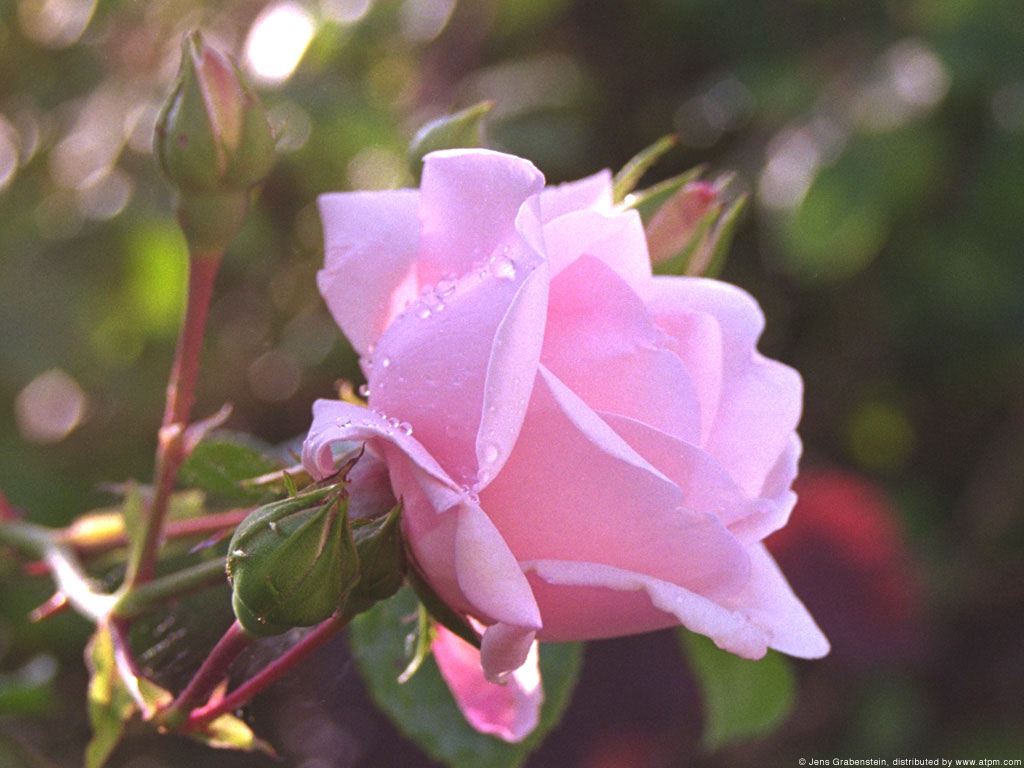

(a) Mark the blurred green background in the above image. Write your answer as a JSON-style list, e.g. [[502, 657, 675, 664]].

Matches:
[[1, 0, 1022, 766]]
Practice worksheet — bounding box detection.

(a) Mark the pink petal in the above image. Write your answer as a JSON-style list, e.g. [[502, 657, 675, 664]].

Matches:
[[317, 189, 421, 355], [482, 366, 750, 602], [432, 625, 542, 743], [542, 207, 652, 294], [647, 277, 803, 497], [522, 560, 771, 658], [301, 399, 542, 678], [366, 245, 548, 489], [417, 149, 545, 286], [719, 543, 830, 658], [542, 255, 701, 444], [598, 411, 786, 544], [538, 169, 613, 222]]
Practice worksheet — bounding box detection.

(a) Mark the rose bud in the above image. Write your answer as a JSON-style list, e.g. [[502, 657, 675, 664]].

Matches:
[[226, 485, 359, 637], [154, 30, 275, 251], [340, 502, 405, 620]]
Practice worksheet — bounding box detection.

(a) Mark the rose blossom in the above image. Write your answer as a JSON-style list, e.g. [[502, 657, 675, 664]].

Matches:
[[303, 149, 828, 740]]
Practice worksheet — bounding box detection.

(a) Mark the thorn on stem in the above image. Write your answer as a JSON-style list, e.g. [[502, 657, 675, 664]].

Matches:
[[29, 591, 69, 622]]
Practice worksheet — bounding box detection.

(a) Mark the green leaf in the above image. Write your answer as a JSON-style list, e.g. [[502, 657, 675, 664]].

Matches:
[[678, 629, 795, 752], [178, 433, 282, 504], [349, 588, 582, 768], [0, 655, 57, 717], [611, 134, 678, 204], [406, 565, 480, 650], [84, 626, 136, 768], [187, 712, 277, 756]]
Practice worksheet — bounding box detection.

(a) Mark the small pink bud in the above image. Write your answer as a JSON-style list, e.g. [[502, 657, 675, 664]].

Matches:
[[644, 180, 721, 266]]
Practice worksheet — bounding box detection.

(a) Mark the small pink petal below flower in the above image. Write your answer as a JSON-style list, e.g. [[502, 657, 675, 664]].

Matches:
[[431, 625, 543, 743]]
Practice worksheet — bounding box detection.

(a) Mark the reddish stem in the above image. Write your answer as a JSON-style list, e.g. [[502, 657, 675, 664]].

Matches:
[[183, 616, 345, 731], [163, 620, 252, 728], [129, 253, 222, 587]]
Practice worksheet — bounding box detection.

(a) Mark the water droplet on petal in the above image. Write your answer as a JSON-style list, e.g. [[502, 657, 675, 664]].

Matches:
[[417, 306, 431, 320], [399, 421, 413, 436], [380, 356, 391, 368], [357, 383, 370, 397], [436, 279, 456, 297], [483, 443, 500, 464]]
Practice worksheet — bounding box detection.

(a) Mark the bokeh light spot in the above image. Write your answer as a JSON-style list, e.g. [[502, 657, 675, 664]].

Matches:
[[248, 349, 302, 402], [321, 0, 373, 24], [17, 0, 96, 48], [847, 400, 916, 473], [15, 368, 88, 444], [245, 3, 317, 86]]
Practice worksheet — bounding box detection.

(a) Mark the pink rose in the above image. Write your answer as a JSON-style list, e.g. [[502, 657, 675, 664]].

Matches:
[[303, 149, 828, 740]]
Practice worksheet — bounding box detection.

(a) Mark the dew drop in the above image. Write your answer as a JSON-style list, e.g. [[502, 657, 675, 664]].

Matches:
[[380, 356, 391, 368], [492, 257, 516, 280], [231, 549, 249, 559], [357, 383, 370, 397], [482, 443, 500, 464], [399, 421, 413, 436], [417, 306, 431, 320], [436, 279, 456, 297], [267, 521, 281, 535]]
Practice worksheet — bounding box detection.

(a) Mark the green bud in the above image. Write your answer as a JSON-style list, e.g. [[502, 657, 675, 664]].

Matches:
[[226, 486, 360, 637], [407, 101, 493, 182], [154, 30, 276, 252], [155, 30, 275, 193], [341, 503, 405, 620]]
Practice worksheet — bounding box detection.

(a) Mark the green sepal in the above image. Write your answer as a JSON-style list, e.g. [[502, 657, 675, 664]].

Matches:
[[612, 134, 678, 204], [406, 564, 480, 650], [623, 165, 706, 222], [408, 101, 494, 181], [342, 503, 406, 619], [701, 192, 748, 279]]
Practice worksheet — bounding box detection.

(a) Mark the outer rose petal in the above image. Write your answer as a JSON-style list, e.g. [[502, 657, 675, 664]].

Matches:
[[718, 543, 830, 658], [317, 189, 420, 354], [301, 400, 541, 681], [647, 276, 803, 497], [538, 169, 613, 222], [522, 560, 769, 656], [417, 149, 545, 285], [432, 626, 542, 743], [523, 555, 827, 659]]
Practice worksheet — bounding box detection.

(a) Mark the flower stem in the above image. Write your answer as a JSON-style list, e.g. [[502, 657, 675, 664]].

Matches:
[[113, 557, 228, 618], [126, 251, 222, 589], [158, 620, 253, 730], [182, 615, 346, 731], [0, 520, 115, 622]]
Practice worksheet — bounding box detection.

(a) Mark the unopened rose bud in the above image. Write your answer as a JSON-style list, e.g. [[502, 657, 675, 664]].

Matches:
[[644, 180, 720, 266], [154, 30, 276, 252], [226, 485, 359, 637], [341, 503, 405, 619], [645, 179, 747, 277]]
